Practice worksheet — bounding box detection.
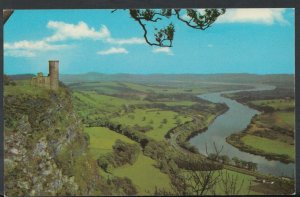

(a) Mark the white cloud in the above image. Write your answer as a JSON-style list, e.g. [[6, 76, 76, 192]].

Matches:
[[5, 21, 145, 58], [4, 40, 68, 51], [4, 50, 36, 57], [106, 37, 145, 45], [45, 21, 145, 45], [181, 8, 288, 25], [216, 9, 288, 25], [152, 47, 174, 55], [4, 40, 69, 57], [97, 47, 129, 55], [45, 21, 110, 42]]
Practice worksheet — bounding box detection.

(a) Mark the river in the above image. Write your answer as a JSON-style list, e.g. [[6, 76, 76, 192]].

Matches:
[[189, 84, 294, 178]]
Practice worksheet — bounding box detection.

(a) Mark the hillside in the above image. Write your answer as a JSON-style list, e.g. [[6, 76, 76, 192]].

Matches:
[[3, 80, 126, 196]]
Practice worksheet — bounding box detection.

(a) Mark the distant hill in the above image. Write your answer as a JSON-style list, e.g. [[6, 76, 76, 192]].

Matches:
[[8, 74, 35, 80], [60, 73, 294, 88]]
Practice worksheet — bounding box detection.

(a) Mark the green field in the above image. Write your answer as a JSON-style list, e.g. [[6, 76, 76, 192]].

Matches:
[[112, 108, 192, 141], [85, 127, 136, 159], [112, 154, 172, 195], [84, 126, 171, 195], [74, 91, 147, 109], [274, 111, 295, 129], [214, 170, 259, 195], [4, 80, 49, 97], [241, 134, 295, 160], [251, 99, 294, 111]]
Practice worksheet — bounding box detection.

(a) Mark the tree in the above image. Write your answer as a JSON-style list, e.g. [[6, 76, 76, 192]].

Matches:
[[219, 155, 230, 164], [120, 9, 226, 47], [218, 170, 245, 195], [169, 143, 225, 195], [4, 9, 225, 47]]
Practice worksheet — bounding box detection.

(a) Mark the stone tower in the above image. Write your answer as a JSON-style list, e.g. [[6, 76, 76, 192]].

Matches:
[[49, 60, 59, 90]]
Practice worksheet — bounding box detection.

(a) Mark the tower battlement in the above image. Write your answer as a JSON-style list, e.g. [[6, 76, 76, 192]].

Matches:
[[31, 60, 59, 90]]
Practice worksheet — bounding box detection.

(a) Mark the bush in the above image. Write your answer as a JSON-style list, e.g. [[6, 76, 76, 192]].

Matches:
[[97, 153, 114, 172], [112, 140, 140, 166], [111, 177, 138, 195]]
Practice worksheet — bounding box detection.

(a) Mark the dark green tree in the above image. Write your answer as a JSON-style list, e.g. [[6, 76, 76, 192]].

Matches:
[[113, 9, 226, 47]]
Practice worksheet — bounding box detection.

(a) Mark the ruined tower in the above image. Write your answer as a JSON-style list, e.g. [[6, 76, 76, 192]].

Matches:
[[49, 60, 59, 90], [31, 60, 60, 90]]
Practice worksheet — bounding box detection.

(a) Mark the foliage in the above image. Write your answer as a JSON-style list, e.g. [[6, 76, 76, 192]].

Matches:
[[112, 154, 172, 195], [112, 139, 140, 166], [110, 177, 138, 195], [119, 9, 225, 47]]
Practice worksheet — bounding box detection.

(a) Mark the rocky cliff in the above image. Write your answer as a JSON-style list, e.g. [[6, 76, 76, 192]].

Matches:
[[4, 85, 106, 196]]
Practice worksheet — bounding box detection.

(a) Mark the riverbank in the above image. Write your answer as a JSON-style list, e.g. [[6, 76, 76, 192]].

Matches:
[[222, 91, 295, 164], [173, 105, 229, 153], [226, 131, 294, 164]]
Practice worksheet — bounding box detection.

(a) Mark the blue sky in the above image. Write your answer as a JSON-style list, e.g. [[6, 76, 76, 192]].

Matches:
[[4, 9, 295, 75]]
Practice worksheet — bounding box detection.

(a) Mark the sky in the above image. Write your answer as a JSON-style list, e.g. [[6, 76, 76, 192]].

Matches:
[[4, 9, 295, 75]]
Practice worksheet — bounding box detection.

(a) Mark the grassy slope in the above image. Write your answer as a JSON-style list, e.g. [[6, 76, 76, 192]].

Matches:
[[182, 169, 260, 195], [4, 80, 49, 97], [241, 135, 295, 160], [85, 126, 171, 195], [112, 154, 172, 195], [250, 99, 294, 111], [274, 111, 294, 129], [215, 170, 260, 195], [84, 127, 136, 159], [112, 108, 192, 141]]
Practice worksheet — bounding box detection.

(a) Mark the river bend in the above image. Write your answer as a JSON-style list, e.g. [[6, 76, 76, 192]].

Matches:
[[189, 84, 294, 178]]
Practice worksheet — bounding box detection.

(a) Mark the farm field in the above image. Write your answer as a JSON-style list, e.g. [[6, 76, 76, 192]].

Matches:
[[250, 99, 294, 111], [112, 154, 172, 195], [111, 108, 192, 141], [226, 95, 295, 163], [84, 127, 137, 159], [241, 134, 295, 160], [84, 126, 172, 195]]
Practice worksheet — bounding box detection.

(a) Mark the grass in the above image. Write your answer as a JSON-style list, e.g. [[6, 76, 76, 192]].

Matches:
[[84, 127, 136, 159], [73, 91, 146, 110], [159, 101, 196, 106], [214, 170, 260, 195], [241, 134, 295, 160], [112, 108, 192, 141], [182, 169, 260, 195], [112, 154, 172, 195], [84, 126, 171, 195], [274, 111, 295, 129], [251, 99, 294, 111], [4, 80, 49, 97]]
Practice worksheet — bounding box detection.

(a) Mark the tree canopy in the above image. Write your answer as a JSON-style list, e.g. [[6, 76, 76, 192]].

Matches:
[[117, 9, 226, 47]]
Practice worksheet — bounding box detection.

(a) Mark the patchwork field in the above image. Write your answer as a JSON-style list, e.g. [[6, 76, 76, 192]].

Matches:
[[84, 127, 136, 159], [84, 126, 172, 195], [250, 99, 294, 111], [241, 135, 295, 160], [112, 108, 192, 141], [112, 154, 172, 195], [226, 96, 295, 163]]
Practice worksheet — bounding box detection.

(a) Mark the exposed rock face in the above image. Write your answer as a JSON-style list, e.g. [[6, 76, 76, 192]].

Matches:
[[4, 88, 85, 196]]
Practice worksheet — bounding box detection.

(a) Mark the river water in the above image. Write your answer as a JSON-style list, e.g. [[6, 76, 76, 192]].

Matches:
[[189, 84, 294, 178]]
